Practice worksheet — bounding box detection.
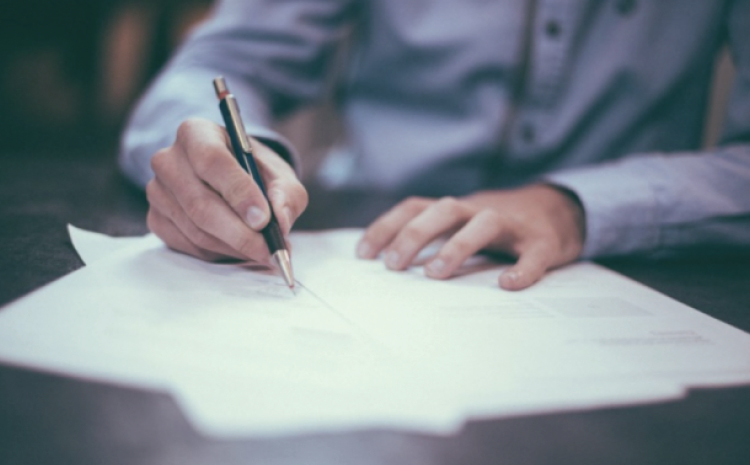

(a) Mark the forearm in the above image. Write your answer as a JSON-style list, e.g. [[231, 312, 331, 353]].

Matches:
[[119, 69, 294, 188], [119, 0, 354, 187]]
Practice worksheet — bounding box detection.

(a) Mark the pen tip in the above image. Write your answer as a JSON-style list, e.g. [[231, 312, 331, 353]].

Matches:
[[272, 250, 295, 294]]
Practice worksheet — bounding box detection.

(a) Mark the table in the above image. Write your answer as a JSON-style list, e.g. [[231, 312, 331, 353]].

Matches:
[[1, 151, 749, 465]]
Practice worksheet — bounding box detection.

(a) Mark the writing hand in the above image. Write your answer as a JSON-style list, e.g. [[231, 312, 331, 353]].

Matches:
[[356, 184, 585, 290], [145, 118, 308, 263]]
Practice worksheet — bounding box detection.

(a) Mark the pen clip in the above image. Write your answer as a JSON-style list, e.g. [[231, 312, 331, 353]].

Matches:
[[224, 97, 254, 154], [213, 76, 253, 154]]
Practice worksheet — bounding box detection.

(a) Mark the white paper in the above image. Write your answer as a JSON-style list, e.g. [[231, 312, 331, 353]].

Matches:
[[68, 224, 155, 265], [0, 227, 748, 438]]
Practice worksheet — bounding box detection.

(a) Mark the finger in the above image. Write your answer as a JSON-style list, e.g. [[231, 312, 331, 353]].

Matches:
[[499, 242, 556, 291], [424, 209, 504, 279], [382, 197, 473, 271], [176, 119, 271, 230], [235, 139, 307, 235], [147, 208, 226, 262], [146, 178, 246, 259], [152, 140, 270, 262], [266, 182, 308, 236], [356, 196, 431, 259]]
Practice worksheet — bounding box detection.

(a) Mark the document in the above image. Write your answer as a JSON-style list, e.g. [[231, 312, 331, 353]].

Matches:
[[0, 227, 748, 437]]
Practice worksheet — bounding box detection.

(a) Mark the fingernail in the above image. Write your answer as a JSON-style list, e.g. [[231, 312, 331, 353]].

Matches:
[[426, 258, 446, 277], [356, 240, 371, 258], [500, 270, 521, 288], [385, 250, 401, 269], [246, 206, 266, 229]]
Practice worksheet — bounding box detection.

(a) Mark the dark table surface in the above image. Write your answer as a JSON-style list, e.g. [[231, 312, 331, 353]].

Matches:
[[1, 151, 749, 465]]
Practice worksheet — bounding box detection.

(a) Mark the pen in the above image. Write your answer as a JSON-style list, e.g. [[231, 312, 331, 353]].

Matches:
[[213, 76, 295, 291]]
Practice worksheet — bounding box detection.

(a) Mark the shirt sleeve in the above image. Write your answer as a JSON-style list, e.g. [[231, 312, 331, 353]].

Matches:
[[545, 0, 750, 259], [118, 0, 355, 188]]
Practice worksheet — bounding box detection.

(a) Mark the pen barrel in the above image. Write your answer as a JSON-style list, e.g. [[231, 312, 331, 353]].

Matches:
[[261, 219, 286, 254], [219, 98, 287, 254], [219, 99, 269, 195]]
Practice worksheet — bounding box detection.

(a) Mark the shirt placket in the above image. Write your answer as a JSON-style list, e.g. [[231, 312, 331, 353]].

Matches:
[[510, 0, 583, 155]]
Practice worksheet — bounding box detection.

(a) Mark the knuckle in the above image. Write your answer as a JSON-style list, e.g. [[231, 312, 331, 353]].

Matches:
[[402, 196, 429, 214], [150, 148, 171, 175], [477, 208, 501, 222], [146, 209, 161, 234], [144, 180, 158, 204], [224, 177, 253, 204], [538, 242, 559, 260], [145, 183, 180, 223], [187, 228, 215, 252], [445, 236, 474, 257], [475, 208, 504, 230], [175, 120, 228, 178], [184, 198, 213, 225], [435, 196, 461, 215], [191, 147, 223, 178], [290, 183, 309, 211], [399, 223, 427, 245], [367, 216, 396, 238], [176, 118, 204, 143]]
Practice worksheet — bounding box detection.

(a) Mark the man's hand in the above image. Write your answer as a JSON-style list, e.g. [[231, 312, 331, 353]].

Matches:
[[145, 118, 308, 264], [356, 185, 585, 290]]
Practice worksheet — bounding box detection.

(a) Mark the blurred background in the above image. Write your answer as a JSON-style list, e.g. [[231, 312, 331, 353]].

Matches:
[[0, 0, 735, 176], [0, 0, 213, 153], [0, 0, 338, 180]]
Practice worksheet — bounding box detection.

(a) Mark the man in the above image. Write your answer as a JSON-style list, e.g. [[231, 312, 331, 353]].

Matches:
[[120, 0, 750, 290]]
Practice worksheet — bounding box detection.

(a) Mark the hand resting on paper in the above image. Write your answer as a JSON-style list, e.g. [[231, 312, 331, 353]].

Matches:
[[145, 118, 308, 264], [356, 185, 586, 291]]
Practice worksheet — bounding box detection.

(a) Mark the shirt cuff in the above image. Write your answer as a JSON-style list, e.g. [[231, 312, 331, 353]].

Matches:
[[544, 160, 662, 258], [119, 70, 300, 188], [244, 124, 300, 174]]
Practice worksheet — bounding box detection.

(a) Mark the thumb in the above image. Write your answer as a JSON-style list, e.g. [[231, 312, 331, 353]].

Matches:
[[499, 243, 554, 291]]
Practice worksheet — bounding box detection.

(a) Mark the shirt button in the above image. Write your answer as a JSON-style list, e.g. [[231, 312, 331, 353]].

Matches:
[[615, 0, 637, 16], [520, 124, 536, 144], [545, 20, 562, 39]]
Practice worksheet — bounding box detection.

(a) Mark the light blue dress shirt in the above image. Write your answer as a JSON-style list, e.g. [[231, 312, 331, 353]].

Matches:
[[120, 0, 750, 259]]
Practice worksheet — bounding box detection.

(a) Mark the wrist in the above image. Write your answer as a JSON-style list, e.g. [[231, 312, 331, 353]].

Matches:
[[536, 183, 587, 254]]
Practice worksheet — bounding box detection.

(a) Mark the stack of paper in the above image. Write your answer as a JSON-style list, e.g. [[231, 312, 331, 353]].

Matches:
[[0, 227, 748, 437]]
